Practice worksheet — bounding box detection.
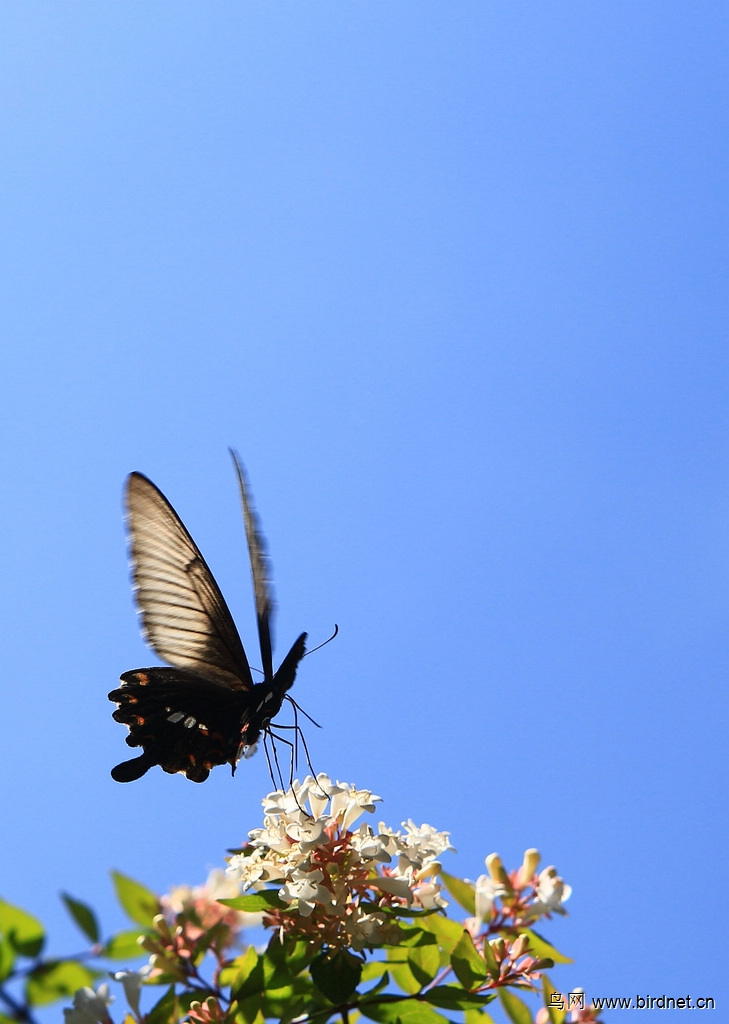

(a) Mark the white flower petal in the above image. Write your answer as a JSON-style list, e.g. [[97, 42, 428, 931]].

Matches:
[[63, 984, 114, 1023]]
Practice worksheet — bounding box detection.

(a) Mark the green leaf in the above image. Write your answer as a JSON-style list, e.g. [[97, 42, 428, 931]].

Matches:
[[480, 939, 500, 981], [397, 925, 437, 949], [0, 1012, 20, 1024], [233, 993, 265, 1024], [450, 931, 488, 990], [61, 893, 100, 944], [439, 872, 476, 915], [361, 996, 447, 1023], [498, 988, 534, 1024], [258, 982, 297, 1020], [465, 1010, 497, 1024], [259, 953, 293, 992], [256, 936, 312, 992], [310, 949, 362, 1004], [219, 891, 286, 912], [111, 871, 160, 927], [278, 996, 311, 1024], [389, 961, 421, 996], [423, 986, 494, 1011], [387, 905, 442, 919], [232, 947, 265, 1001], [464, 1011, 497, 1024], [362, 961, 390, 981], [407, 940, 440, 987], [363, 969, 391, 999], [265, 935, 316, 978], [146, 985, 178, 1024], [386, 947, 420, 996], [233, 946, 304, 1017], [0, 937, 15, 983], [522, 930, 573, 965], [25, 960, 96, 1007], [0, 898, 45, 958], [104, 929, 147, 960], [418, 914, 465, 955]]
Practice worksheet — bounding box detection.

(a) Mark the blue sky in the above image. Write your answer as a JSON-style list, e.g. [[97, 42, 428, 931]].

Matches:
[[0, 3, 726, 1020]]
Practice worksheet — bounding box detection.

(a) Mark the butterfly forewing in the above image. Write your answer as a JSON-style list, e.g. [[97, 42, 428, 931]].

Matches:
[[231, 450, 274, 682], [125, 473, 253, 690]]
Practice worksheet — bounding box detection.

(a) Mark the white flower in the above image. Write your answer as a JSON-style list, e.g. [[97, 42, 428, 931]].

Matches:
[[329, 782, 381, 831], [370, 875, 414, 902], [203, 867, 243, 901], [304, 773, 336, 818], [474, 873, 507, 921], [344, 908, 398, 951], [375, 823, 402, 858], [374, 821, 453, 882], [63, 983, 114, 1023], [400, 820, 453, 861], [411, 880, 448, 910], [110, 968, 152, 1017], [279, 869, 333, 916], [350, 823, 391, 863], [530, 866, 572, 916], [285, 816, 329, 852], [249, 816, 295, 853], [227, 849, 272, 890], [165, 868, 242, 913], [262, 783, 307, 818]]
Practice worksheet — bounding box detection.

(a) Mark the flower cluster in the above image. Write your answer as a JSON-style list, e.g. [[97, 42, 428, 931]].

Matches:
[[467, 847, 571, 937], [481, 932, 554, 990], [226, 774, 452, 951], [160, 868, 249, 948], [55, 784, 582, 1023], [125, 868, 250, 997]]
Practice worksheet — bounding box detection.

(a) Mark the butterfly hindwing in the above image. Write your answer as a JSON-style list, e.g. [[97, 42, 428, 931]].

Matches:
[[110, 669, 254, 783]]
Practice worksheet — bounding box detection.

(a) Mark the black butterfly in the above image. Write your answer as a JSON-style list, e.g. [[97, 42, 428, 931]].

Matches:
[[109, 452, 307, 783]]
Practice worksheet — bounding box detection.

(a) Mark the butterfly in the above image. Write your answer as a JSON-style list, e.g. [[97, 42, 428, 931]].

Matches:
[[109, 452, 308, 783]]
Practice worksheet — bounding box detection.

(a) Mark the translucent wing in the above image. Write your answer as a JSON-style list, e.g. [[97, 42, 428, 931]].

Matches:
[[125, 472, 254, 690], [230, 450, 274, 682]]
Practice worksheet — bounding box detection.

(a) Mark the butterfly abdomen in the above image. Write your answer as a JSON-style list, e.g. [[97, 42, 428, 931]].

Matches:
[[241, 632, 308, 735]]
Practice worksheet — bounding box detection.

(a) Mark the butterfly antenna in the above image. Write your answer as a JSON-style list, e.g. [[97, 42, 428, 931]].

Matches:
[[303, 624, 339, 658]]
